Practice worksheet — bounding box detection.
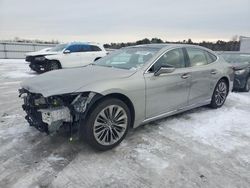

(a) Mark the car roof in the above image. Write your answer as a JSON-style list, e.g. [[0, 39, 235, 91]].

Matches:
[[67, 42, 102, 46], [128, 43, 211, 51]]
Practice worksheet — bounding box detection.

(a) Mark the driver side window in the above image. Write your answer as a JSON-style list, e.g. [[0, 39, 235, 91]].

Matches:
[[150, 48, 185, 72], [66, 45, 81, 53]]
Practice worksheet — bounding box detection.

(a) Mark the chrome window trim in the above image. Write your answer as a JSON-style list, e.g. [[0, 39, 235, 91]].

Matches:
[[144, 47, 186, 74], [143, 46, 219, 74]]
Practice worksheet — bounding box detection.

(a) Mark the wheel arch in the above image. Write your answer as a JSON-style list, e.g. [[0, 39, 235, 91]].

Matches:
[[94, 57, 102, 61], [219, 76, 230, 92], [86, 92, 135, 128], [48, 59, 62, 68]]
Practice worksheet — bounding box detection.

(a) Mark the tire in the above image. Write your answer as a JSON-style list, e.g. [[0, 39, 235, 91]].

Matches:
[[49, 61, 61, 71], [243, 77, 250, 92], [82, 98, 131, 151], [210, 79, 229, 108]]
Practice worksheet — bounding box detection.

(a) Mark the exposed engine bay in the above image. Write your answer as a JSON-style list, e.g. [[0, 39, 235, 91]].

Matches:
[[19, 89, 97, 135]]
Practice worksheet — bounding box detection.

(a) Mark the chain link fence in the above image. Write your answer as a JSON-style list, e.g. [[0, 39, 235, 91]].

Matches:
[[0, 42, 56, 59]]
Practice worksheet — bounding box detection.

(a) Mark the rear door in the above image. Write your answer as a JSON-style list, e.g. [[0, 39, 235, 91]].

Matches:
[[184, 47, 217, 105], [79, 44, 93, 66], [90, 45, 105, 61]]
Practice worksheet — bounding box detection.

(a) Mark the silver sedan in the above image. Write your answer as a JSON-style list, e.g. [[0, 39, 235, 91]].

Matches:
[[20, 44, 234, 150]]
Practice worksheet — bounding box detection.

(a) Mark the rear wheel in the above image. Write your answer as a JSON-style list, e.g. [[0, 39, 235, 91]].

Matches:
[[83, 98, 131, 151], [243, 77, 250, 92], [210, 79, 228, 108]]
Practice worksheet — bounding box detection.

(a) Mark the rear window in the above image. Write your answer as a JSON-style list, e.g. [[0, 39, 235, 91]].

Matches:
[[91, 45, 102, 51], [186, 48, 208, 67], [186, 48, 217, 67], [206, 52, 217, 63]]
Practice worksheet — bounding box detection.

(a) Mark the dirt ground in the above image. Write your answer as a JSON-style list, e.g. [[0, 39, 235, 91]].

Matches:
[[0, 59, 249, 188]]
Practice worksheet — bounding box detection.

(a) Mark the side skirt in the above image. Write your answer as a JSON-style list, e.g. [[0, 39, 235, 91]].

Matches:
[[140, 99, 211, 125]]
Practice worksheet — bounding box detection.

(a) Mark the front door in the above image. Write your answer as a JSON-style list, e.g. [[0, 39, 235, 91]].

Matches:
[[144, 48, 191, 118], [61, 44, 82, 68]]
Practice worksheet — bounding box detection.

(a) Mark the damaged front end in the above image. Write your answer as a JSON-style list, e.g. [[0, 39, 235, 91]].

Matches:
[[19, 88, 97, 135], [26, 56, 49, 73]]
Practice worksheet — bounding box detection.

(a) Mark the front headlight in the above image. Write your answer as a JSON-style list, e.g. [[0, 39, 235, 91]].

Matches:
[[35, 56, 46, 61], [235, 69, 246, 75]]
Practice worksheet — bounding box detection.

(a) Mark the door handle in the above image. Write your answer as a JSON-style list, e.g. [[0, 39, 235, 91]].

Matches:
[[181, 73, 190, 79], [211, 69, 217, 74]]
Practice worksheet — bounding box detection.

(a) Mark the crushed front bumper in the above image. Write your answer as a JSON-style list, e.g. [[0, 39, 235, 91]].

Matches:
[[22, 102, 72, 134], [20, 90, 73, 134], [39, 107, 72, 133], [19, 89, 97, 135], [29, 61, 48, 73]]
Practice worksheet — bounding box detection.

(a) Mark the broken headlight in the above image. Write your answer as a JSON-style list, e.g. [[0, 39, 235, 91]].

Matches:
[[34, 97, 46, 106], [71, 92, 96, 113], [48, 96, 64, 107]]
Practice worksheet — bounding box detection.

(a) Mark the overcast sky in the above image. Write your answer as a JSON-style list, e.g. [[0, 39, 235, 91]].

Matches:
[[0, 0, 249, 43]]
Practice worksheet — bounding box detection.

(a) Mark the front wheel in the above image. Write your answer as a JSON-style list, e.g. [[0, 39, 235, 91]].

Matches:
[[83, 98, 131, 151], [210, 79, 229, 108], [49, 61, 61, 71]]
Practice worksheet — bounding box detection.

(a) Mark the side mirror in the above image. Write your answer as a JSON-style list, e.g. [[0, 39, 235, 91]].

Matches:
[[154, 66, 175, 76], [63, 50, 71, 54]]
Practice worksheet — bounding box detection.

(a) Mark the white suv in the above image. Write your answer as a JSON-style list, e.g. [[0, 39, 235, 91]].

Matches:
[[25, 42, 107, 73]]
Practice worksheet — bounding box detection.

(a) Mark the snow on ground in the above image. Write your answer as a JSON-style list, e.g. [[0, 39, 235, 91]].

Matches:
[[0, 59, 36, 79], [0, 59, 249, 188]]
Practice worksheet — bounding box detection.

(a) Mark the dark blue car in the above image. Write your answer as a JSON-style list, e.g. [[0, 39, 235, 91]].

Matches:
[[221, 52, 250, 92]]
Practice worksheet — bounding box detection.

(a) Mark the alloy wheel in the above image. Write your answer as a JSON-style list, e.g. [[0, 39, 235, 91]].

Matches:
[[215, 82, 227, 106], [93, 105, 128, 146], [50, 62, 59, 70]]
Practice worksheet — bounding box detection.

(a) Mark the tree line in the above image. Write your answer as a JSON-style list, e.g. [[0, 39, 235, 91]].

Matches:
[[104, 38, 240, 51], [1, 37, 240, 51]]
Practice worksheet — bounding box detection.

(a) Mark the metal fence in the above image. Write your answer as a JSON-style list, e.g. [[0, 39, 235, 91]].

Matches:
[[0, 42, 56, 59], [240, 36, 250, 53]]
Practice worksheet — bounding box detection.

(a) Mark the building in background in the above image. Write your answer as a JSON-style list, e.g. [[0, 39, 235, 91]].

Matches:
[[240, 36, 250, 53]]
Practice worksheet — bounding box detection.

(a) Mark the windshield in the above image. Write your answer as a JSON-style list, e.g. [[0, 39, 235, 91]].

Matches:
[[49, 43, 68, 52], [221, 53, 250, 64], [93, 47, 159, 70]]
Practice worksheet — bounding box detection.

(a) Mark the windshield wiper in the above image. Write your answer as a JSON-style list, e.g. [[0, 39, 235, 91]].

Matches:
[[91, 64, 114, 68]]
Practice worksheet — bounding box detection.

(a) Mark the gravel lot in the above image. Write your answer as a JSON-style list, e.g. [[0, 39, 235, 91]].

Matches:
[[0, 59, 249, 188]]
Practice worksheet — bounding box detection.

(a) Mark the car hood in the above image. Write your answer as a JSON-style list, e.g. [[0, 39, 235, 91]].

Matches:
[[231, 62, 250, 70], [21, 65, 136, 97], [26, 50, 58, 56]]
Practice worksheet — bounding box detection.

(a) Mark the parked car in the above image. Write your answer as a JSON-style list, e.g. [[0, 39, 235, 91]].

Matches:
[[220, 52, 250, 92], [25, 42, 107, 73], [19, 44, 234, 150]]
